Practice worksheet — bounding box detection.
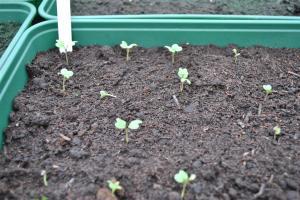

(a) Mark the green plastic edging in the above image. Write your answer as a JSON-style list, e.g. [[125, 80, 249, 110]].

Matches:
[[38, 0, 300, 21], [0, 2, 36, 70], [2, 19, 300, 149]]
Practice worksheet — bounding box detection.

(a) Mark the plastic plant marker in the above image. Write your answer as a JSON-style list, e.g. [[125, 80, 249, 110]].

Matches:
[[56, 0, 73, 52]]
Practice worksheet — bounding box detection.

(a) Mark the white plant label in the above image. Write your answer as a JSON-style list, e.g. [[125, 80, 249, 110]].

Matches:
[[56, 0, 73, 52]]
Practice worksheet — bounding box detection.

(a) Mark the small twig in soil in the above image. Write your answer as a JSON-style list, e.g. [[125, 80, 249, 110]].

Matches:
[[172, 95, 181, 108], [253, 175, 274, 199], [59, 134, 71, 141], [288, 71, 300, 78], [258, 94, 268, 116]]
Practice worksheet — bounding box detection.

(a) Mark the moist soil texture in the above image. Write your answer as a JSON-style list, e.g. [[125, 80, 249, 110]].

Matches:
[[0, 22, 20, 58], [71, 0, 300, 16], [1, 45, 300, 200]]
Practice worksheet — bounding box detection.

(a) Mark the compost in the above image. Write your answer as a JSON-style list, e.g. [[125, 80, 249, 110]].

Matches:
[[0, 22, 20, 58], [71, 0, 300, 16], [0, 45, 300, 200]]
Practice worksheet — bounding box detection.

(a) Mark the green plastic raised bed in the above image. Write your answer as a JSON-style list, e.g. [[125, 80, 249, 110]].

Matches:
[[2, 19, 300, 149], [38, 0, 300, 20], [0, 2, 36, 70]]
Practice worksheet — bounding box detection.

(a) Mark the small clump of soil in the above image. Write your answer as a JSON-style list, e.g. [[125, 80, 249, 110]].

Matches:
[[0, 22, 20, 58], [71, 0, 300, 16], [0, 44, 299, 200]]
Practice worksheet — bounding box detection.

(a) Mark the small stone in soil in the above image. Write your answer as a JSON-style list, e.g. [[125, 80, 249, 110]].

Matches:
[[168, 191, 181, 200], [69, 147, 89, 159], [96, 188, 116, 200]]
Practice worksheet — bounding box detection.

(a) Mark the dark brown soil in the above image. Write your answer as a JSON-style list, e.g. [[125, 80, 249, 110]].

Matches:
[[0, 22, 20, 58], [71, 0, 300, 16], [1, 44, 300, 200]]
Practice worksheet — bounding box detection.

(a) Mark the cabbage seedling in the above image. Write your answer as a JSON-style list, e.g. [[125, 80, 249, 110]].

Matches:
[[41, 170, 48, 187], [258, 84, 273, 115], [100, 90, 116, 99], [115, 118, 142, 143], [120, 41, 137, 61], [58, 68, 74, 92], [273, 126, 281, 141], [107, 179, 122, 195], [263, 84, 273, 95], [55, 39, 77, 65], [178, 68, 191, 92], [165, 44, 182, 64], [232, 48, 240, 63], [174, 170, 196, 199]]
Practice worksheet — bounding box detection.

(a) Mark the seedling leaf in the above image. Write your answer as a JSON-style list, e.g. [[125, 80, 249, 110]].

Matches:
[[274, 126, 281, 136], [59, 68, 74, 79], [120, 41, 137, 49], [174, 170, 189, 184], [100, 90, 116, 99], [107, 180, 122, 194], [115, 118, 127, 130], [263, 84, 272, 94], [178, 68, 189, 80], [128, 119, 143, 130]]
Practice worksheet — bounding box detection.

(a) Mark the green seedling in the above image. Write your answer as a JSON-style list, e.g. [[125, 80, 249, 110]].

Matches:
[[165, 44, 182, 64], [178, 68, 191, 92], [174, 170, 196, 199], [263, 84, 273, 95], [58, 68, 74, 92], [258, 84, 273, 116], [273, 126, 281, 141], [41, 170, 48, 187], [120, 41, 137, 61], [232, 48, 240, 63], [115, 118, 142, 143], [100, 90, 116, 99], [55, 39, 77, 65], [107, 179, 123, 195]]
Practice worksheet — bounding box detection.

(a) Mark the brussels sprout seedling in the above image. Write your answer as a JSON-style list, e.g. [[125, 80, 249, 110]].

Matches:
[[165, 44, 182, 64], [41, 170, 48, 187], [58, 68, 74, 92], [55, 40, 77, 65], [263, 84, 273, 95], [174, 170, 196, 199], [178, 68, 191, 92], [258, 84, 273, 116], [120, 41, 137, 61], [232, 48, 240, 63], [100, 90, 116, 99], [273, 126, 281, 141], [115, 118, 142, 143], [107, 179, 123, 195]]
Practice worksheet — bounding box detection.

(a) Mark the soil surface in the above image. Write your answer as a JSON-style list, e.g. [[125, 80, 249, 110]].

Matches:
[[71, 0, 300, 16], [1, 44, 300, 200], [0, 22, 20, 59]]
